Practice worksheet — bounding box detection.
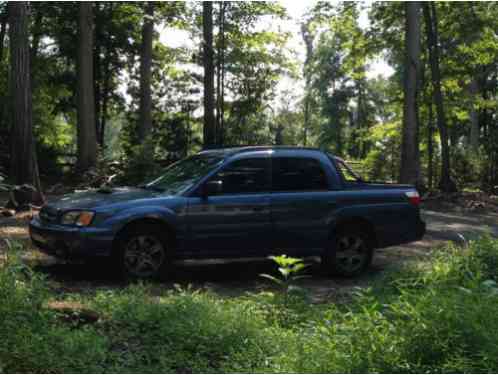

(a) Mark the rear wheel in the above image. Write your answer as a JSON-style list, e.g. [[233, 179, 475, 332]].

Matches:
[[116, 226, 169, 280], [322, 228, 373, 277]]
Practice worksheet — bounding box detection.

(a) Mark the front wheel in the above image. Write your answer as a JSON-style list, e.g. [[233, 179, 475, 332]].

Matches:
[[322, 229, 373, 277], [117, 227, 169, 280]]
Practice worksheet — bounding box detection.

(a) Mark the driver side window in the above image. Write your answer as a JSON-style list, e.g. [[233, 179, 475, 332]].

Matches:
[[210, 158, 271, 195]]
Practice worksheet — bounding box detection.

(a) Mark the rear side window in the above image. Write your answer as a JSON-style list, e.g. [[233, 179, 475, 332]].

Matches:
[[272, 157, 329, 192], [212, 158, 271, 194]]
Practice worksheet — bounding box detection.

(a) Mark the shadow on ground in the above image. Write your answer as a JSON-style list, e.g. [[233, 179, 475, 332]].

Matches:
[[2, 205, 497, 300]]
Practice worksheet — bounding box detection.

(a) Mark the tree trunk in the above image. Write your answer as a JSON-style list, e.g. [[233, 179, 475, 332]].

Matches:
[[219, 3, 225, 146], [100, 56, 111, 148], [0, 10, 7, 129], [93, 2, 102, 146], [468, 78, 480, 151], [400, 2, 421, 187], [423, 3, 454, 192], [77, 2, 97, 171], [427, 102, 434, 190], [138, 2, 154, 142], [215, 1, 226, 147], [1, 9, 8, 63], [8, 2, 43, 203], [301, 22, 314, 148], [203, 2, 216, 149]]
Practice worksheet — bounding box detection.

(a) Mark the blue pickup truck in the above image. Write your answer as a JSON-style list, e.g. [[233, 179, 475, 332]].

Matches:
[[29, 146, 425, 279]]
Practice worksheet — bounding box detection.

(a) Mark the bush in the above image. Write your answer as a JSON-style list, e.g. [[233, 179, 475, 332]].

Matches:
[[0, 243, 108, 373], [284, 236, 498, 373]]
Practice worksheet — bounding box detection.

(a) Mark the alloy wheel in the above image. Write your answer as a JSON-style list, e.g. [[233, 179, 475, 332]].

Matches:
[[123, 235, 166, 278]]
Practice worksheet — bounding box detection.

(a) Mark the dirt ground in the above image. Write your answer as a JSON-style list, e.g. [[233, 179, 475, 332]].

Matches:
[[1, 196, 497, 302]]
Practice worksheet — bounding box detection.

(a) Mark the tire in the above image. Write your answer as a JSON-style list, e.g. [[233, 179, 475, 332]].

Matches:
[[116, 225, 170, 280], [322, 227, 373, 277]]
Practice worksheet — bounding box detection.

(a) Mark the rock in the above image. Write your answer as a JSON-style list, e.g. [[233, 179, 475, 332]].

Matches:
[[1, 209, 15, 217], [7, 184, 44, 210]]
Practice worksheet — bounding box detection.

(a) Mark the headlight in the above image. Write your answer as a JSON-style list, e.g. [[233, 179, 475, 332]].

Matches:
[[61, 211, 95, 226]]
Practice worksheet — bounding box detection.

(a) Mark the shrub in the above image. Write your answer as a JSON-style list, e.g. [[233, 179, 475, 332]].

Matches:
[[2, 237, 498, 373]]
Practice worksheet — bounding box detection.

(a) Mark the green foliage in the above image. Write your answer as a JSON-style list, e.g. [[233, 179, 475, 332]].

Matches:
[[260, 254, 308, 290], [3, 237, 498, 372], [117, 136, 161, 186]]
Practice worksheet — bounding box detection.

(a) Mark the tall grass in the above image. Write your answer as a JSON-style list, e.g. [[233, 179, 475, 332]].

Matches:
[[1, 236, 498, 373]]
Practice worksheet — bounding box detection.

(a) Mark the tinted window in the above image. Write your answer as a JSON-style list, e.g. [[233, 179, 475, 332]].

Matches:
[[272, 157, 329, 192], [211, 158, 270, 194]]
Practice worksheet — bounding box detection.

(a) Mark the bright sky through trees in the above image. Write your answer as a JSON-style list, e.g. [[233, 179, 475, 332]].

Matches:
[[158, 0, 394, 110]]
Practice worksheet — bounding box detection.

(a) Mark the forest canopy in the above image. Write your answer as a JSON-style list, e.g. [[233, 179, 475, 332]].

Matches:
[[1, 1, 497, 203]]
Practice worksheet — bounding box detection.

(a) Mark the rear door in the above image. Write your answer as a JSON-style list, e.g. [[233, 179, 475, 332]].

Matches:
[[270, 156, 337, 254], [186, 156, 272, 255]]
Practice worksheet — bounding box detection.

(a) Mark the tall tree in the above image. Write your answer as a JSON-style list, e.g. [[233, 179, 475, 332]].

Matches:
[[138, 2, 154, 142], [76, 2, 97, 171], [400, 2, 421, 186], [423, 3, 454, 192], [215, 1, 226, 146], [0, 8, 6, 63], [301, 21, 314, 147], [8, 2, 43, 201], [203, 1, 215, 149]]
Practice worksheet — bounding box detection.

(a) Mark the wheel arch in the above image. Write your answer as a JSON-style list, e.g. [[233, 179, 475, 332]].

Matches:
[[112, 217, 176, 257], [330, 216, 378, 248]]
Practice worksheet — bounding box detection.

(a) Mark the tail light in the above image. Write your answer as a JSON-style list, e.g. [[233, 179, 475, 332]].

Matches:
[[405, 191, 421, 206]]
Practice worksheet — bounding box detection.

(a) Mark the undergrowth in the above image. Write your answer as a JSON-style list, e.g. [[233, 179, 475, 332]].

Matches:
[[1, 236, 498, 373]]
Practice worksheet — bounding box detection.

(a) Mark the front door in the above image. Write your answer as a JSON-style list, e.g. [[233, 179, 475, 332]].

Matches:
[[186, 156, 272, 255]]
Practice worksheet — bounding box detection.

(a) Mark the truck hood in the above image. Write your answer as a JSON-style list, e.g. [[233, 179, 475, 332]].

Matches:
[[47, 187, 161, 210]]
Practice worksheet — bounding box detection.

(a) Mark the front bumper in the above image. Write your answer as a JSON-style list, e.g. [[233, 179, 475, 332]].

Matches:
[[29, 217, 114, 259]]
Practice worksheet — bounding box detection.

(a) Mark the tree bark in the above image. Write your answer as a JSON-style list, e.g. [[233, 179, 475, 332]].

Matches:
[[215, 1, 226, 146], [203, 2, 216, 149], [93, 2, 102, 147], [77, 2, 97, 171], [427, 102, 434, 190], [468, 78, 480, 150], [423, 2, 454, 192], [301, 22, 314, 148], [138, 2, 154, 142], [0, 9, 7, 129], [8, 2, 43, 203], [400, 2, 421, 187], [0, 9, 7, 63]]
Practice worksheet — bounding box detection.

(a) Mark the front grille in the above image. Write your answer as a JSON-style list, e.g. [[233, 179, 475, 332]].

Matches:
[[39, 205, 59, 224]]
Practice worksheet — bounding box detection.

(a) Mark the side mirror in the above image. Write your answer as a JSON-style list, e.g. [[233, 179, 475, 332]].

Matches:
[[202, 180, 223, 198]]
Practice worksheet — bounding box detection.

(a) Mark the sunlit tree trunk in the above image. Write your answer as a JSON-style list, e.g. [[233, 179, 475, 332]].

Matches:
[[77, 2, 97, 171], [138, 2, 154, 142], [400, 1, 421, 187], [203, 2, 216, 148]]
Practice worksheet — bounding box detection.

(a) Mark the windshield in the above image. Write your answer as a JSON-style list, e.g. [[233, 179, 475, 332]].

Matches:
[[143, 154, 224, 194]]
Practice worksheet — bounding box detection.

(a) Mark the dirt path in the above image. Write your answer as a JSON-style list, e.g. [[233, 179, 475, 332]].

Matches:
[[1, 205, 497, 301]]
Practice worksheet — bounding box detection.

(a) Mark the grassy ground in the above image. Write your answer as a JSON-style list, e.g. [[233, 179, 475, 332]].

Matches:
[[2, 236, 498, 373]]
